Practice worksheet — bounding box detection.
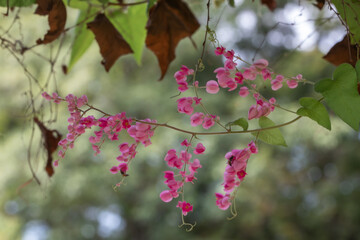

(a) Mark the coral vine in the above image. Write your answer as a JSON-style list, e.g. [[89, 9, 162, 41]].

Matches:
[[42, 45, 307, 229]]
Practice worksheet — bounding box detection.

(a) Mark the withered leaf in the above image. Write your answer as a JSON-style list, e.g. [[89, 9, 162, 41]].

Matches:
[[34, 117, 62, 177], [260, 0, 276, 11], [145, 0, 200, 80], [87, 13, 133, 71], [323, 35, 359, 67], [35, 0, 67, 44], [313, 0, 325, 10]]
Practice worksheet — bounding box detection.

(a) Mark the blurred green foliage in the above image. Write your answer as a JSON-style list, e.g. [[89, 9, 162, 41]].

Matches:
[[1, 1, 360, 240]]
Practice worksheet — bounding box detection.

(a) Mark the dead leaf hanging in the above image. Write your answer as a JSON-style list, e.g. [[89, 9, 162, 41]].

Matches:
[[34, 117, 62, 177], [87, 13, 133, 71], [35, 0, 67, 44], [145, 0, 200, 80], [323, 35, 359, 67]]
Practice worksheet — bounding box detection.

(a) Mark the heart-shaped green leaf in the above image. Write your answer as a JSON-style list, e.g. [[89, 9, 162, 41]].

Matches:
[[296, 97, 331, 130], [252, 117, 287, 147], [315, 63, 360, 131]]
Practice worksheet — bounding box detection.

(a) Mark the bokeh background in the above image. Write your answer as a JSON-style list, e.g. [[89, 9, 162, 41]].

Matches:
[[1, 0, 360, 239]]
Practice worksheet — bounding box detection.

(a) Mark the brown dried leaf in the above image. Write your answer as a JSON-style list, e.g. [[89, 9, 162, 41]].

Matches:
[[145, 0, 200, 80], [313, 0, 325, 10], [35, 0, 67, 44], [87, 13, 133, 71], [34, 117, 62, 177], [323, 35, 359, 67], [260, 0, 276, 11]]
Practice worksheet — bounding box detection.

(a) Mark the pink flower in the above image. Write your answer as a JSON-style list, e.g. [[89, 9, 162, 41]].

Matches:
[[110, 166, 119, 174], [243, 67, 257, 80], [180, 65, 194, 75], [215, 46, 226, 56], [226, 80, 237, 91], [194, 143, 206, 154], [271, 79, 283, 91], [164, 149, 183, 169], [177, 81, 189, 92], [253, 59, 268, 69], [237, 170, 247, 180], [52, 92, 62, 104], [224, 50, 235, 60], [238, 86, 249, 97], [193, 97, 202, 105], [269, 97, 276, 104], [42, 92, 52, 101], [189, 159, 202, 173], [224, 60, 236, 70], [202, 115, 215, 129], [174, 71, 186, 82], [286, 79, 298, 89], [248, 105, 261, 120], [215, 193, 231, 210], [118, 163, 128, 174], [119, 143, 129, 153], [248, 141, 258, 154], [235, 72, 244, 84], [77, 95, 88, 108], [177, 97, 194, 115], [261, 68, 272, 81], [180, 150, 192, 163], [80, 116, 97, 128], [190, 112, 204, 126], [206, 80, 220, 94], [176, 201, 193, 216], [160, 190, 173, 202], [164, 171, 175, 183], [181, 139, 191, 147]]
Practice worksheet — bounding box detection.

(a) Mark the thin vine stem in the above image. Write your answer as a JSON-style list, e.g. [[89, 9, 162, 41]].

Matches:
[[84, 103, 302, 136]]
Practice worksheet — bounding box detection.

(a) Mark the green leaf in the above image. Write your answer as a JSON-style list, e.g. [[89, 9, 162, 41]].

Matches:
[[252, 117, 287, 147], [331, 0, 360, 44], [356, 60, 360, 83], [315, 63, 360, 131], [107, 4, 147, 65], [0, 0, 35, 7], [227, 0, 235, 7], [67, 9, 96, 71], [296, 97, 331, 130], [65, 0, 103, 10], [226, 118, 248, 131]]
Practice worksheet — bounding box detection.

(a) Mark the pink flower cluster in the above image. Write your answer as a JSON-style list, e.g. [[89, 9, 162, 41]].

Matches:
[[160, 140, 205, 215], [248, 96, 276, 120], [110, 142, 138, 176], [213, 47, 303, 92], [215, 142, 257, 210], [177, 97, 218, 130], [174, 65, 194, 92], [42, 93, 156, 178], [43, 93, 96, 166], [177, 97, 220, 130], [88, 113, 132, 155], [128, 119, 156, 147], [271, 74, 302, 91]]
